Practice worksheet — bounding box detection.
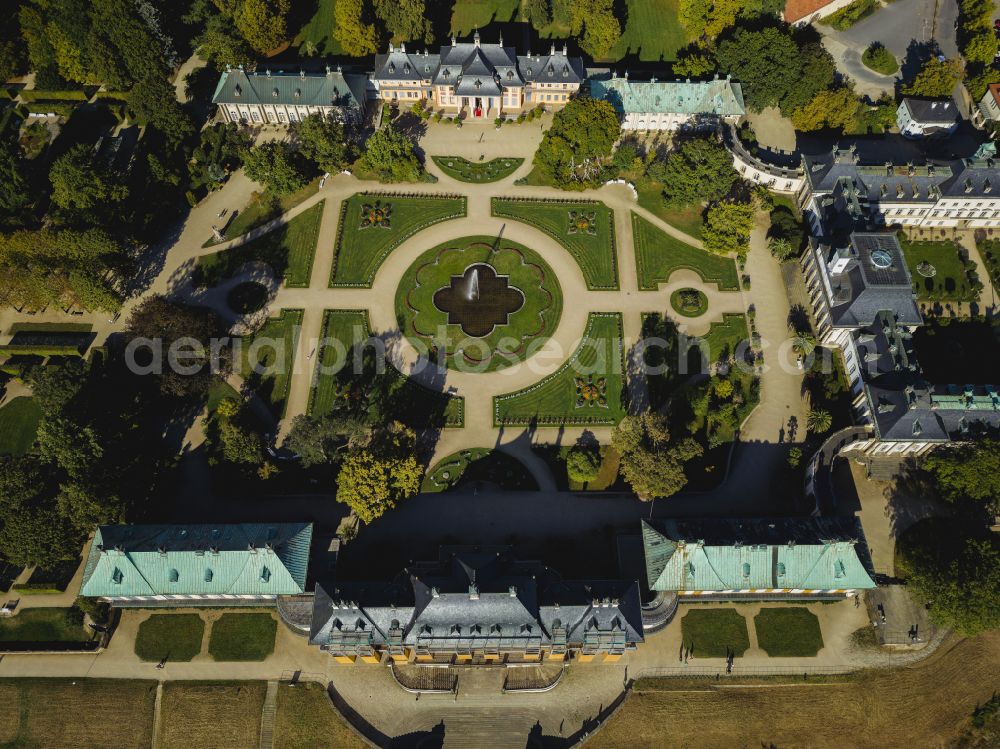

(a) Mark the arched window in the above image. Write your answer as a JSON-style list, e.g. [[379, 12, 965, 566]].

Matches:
[[169, 569, 180, 583], [742, 562, 751, 578], [777, 562, 786, 577], [204, 569, 214, 583]]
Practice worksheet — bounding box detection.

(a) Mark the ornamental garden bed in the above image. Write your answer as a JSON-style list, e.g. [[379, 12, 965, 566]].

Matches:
[[493, 313, 626, 427], [491, 197, 619, 289], [395, 235, 563, 373], [632, 213, 739, 291], [754, 607, 825, 657], [238, 308, 304, 418], [432, 155, 524, 182], [195, 201, 323, 288], [899, 239, 982, 303], [422, 448, 538, 492], [330, 193, 467, 287], [670, 287, 708, 317], [309, 309, 464, 427], [680, 608, 751, 658]]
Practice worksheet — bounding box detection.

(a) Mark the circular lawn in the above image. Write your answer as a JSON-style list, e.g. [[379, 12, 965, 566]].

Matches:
[[395, 236, 562, 372]]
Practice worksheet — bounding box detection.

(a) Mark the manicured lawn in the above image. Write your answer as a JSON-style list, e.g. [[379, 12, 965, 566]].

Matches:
[[310, 310, 464, 427], [636, 180, 704, 238], [633, 213, 739, 291], [208, 613, 277, 661], [492, 197, 619, 289], [450, 0, 519, 35], [0, 397, 42, 456], [911, 318, 1000, 384], [680, 608, 750, 658], [900, 239, 981, 302], [754, 607, 825, 657], [493, 313, 626, 427], [331, 193, 466, 287], [608, 0, 687, 62], [422, 448, 538, 492], [0, 607, 90, 643], [206, 379, 241, 413], [239, 308, 304, 417], [196, 201, 324, 288], [275, 682, 369, 749], [697, 313, 751, 368], [292, 0, 343, 56], [395, 235, 563, 372], [133, 614, 205, 662], [565, 445, 621, 490], [432, 155, 523, 182], [207, 179, 321, 246], [0, 679, 156, 747], [159, 682, 266, 749]]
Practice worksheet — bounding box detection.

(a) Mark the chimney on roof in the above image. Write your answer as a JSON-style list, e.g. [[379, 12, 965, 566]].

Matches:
[[431, 586, 439, 598], [508, 585, 517, 597], [474, 29, 480, 47], [389, 42, 394, 53], [451, 35, 456, 45], [550, 42, 556, 55], [401, 42, 406, 53], [299, 68, 305, 80], [563, 43, 568, 56], [265, 69, 271, 78], [624, 69, 628, 80], [469, 584, 479, 600], [499, 31, 503, 46]]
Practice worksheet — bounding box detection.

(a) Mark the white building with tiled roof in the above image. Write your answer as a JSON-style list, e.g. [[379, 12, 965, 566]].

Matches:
[[370, 31, 584, 120], [212, 66, 367, 125], [590, 72, 745, 131]]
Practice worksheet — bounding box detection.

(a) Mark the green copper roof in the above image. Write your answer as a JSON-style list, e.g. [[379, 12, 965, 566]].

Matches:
[[642, 519, 876, 592], [591, 76, 745, 117], [80, 523, 312, 598]]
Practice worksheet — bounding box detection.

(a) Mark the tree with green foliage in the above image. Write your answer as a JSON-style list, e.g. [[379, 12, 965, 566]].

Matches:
[[234, 0, 290, 53], [335, 421, 422, 523], [217, 414, 264, 466], [580, 1, 622, 59], [791, 87, 862, 132], [673, 49, 716, 78], [0, 139, 31, 228], [333, 0, 379, 56], [806, 408, 832, 433], [650, 136, 740, 206], [532, 96, 622, 188], [0, 505, 79, 569], [291, 114, 354, 173], [49, 144, 129, 215], [0, 228, 127, 312], [243, 141, 309, 195], [374, 0, 431, 43], [768, 236, 796, 261], [780, 42, 837, 115], [521, 0, 552, 28], [963, 29, 999, 65], [611, 411, 703, 500], [923, 441, 1000, 508], [127, 72, 195, 144], [194, 12, 255, 68], [702, 200, 755, 256], [897, 517, 1000, 634], [903, 57, 964, 97], [566, 441, 601, 483], [358, 124, 424, 182], [284, 413, 368, 467]]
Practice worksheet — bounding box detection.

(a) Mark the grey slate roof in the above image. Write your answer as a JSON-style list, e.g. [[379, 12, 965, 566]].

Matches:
[[813, 233, 922, 328], [212, 68, 367, 110], [591, 75, 745, 117], [902, 97, 959, 124], [310, 547, 642, 651]]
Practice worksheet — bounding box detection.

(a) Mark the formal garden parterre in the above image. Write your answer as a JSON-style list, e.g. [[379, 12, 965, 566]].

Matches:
[[492, 197, 620, 289], [632, 212, 740, 291], [330, 192, 467, 287], [432, 155, 524, 183], [899, 238, 983, 303]]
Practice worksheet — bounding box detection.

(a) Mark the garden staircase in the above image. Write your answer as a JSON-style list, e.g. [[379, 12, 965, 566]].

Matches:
[[258, 680, 278, 749]]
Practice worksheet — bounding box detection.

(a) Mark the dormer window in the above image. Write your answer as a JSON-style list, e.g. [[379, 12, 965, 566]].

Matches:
[[169, 568, 179, 583], [742, 562, 751, 578], [260, 566, 271, 583], [450, 624, 461, 634], [777, 562, 786, 577], [294, 89, 301, 98], [204, 568, 213, 583], [526, 67, 532, 76], [834, 560, 846, 578], [507, 71, 513, 79], [547, 63, 554, 76], [234, 85, 242, 98], [388, 63, 395, 74], [912, 419, 923, 436], [562, 66, 568, 77], [111, 567, 123, 585], [404, 63, 410, 74], [272, 88, 279, 98], [686, 562, 695, 578], [475, 79, 481, 89]]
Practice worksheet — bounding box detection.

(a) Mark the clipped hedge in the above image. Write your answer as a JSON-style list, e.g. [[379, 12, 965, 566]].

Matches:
[[23, 101, 77, 117], [0, 345, 87, 357], [11, 583, 64, 595], [19, 89, 87, 102]]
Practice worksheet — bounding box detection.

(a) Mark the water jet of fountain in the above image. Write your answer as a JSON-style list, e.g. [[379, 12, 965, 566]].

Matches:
[[466, 266, 480, 301]]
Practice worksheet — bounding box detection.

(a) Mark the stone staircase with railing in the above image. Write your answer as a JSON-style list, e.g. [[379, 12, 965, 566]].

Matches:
[[258, 680, 278, 749]]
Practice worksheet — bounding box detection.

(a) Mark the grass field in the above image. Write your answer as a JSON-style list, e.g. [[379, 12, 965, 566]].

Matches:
[[239, 308, 304, 417], [633, 213, 739, 291], [0, 607, 90, 643], [432, 155, 523, 182], [590, 630, 1000, 749], [697, 313, 750, 368], [134, 614, 205, 662], [206, 379, 241, 413], [208, 613, 277, 661], [292, 0, 343, 56], [331, 193, 466, 287], [753, 607, 825, 657], [422, 448, 538, 492], [208, 180, 321, 246], [900, 239, 980, 302], [275, 682, 368, 749], [0, 396, 42, 456], [680, 608, 750, 658], [0, 679, 156, 747], [492, 198, 619, 289], [608, 0, 687, 62], [493, 313, 626, 426], [395, 236, 563, 372], [196, 201, 323, 288], [159, 682, 266, 749], [450, 0, 519, 35], [310, 310, 464, 427], [636, 182, 704, 239]]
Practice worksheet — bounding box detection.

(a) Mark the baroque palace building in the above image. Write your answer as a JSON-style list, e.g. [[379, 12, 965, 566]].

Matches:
[[370, 31, 585, 120]]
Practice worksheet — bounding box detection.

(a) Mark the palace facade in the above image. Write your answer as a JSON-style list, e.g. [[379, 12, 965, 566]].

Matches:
[[212, 67, 367, 125], [370, 32, 585, 120]]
